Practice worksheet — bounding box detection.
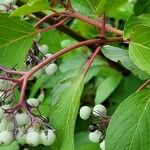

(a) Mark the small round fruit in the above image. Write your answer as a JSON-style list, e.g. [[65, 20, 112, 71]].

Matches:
[[0, 107, 4, 120], [45, 63, 57, 76], [89, 130, 102, 143], [1, 104, 11, 109], [0, 5, 6, 11], [40, 129, 56, 146], [0, 130, 13, 145], [26, 131, 40, 146], [100, 140, 105, 150], [16, 128, 26, 145], [34, 33, 41, 42], [38, 45, 49, 55], [79, 106, 91, 120], [45, 53, 53, 58], [27, 98, 39, 107], [6, 0, 16, 3], [0, 79, 12, 91], [92, 104, 107, 117], [0, 118, 7, 131], [15, 112, 29, 126]]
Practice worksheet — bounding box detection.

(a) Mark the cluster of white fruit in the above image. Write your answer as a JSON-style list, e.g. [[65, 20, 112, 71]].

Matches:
[[0, 0, 16, 12], [0, 98, 56, 146], [79, 104, 107, 150], [27, 33, 58, 78], [0, 79, 56, 146]]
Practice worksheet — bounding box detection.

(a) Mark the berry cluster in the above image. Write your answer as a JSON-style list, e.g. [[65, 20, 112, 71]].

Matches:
[[24, 33, 58, 79], [79, 104, 109, 150], [0, 79, 56, 146]]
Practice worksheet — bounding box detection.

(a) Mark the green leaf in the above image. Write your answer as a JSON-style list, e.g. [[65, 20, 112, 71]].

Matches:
[[50, 75, 84, 150], [102, 45, 150, 80], [0, 14, 36, 68], [0, 141, 19, 150], [95, 71, 122, 104], [124, 14, 150, 39], [11, 0, 49, 16], [75, 132, 99, 150], [71, 19, 99, 38], [129, 26, 150, 75], [41, 29, 71, 53], [107, 3, 133, 20], [134, 0, 150, 15], [106, 90, 150, 150], [105, 0, 127, 13], [59, 54, 86, 73], [72, 0, 107, 17], [107, 74, 143, 114]]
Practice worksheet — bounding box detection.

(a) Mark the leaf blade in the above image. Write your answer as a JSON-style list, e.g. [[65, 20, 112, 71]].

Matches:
[[50, 75, 84, 150], [0, 14, 36, 68], [106, 90, 150, 150]]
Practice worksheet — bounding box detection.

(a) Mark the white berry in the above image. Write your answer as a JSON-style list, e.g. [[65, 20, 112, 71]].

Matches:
[[6, 0, 16, 3], [34, 33, 41, 42], [79, 106, 91, 120], [0, 107, 4, 120], [0, 118, 7, 131], [26, 131, 40, 146], [27, 98, 39, 107], [45, 53, 53, 58], [0, 5, 6, 11], [27, 127, 39, 133], [89, 130, 102, 143], [15, 112, 29, 126], [100, 140, 105, 150], [16, 128, 26, 145], [0, 130, 13, 145], [1, 104, 11, 109], [45, 63, 57, 76], [0, 79, 12, 91], [93, 104, 107, 117], [40, 129, 56, 146], [38, 45, 49, 55]]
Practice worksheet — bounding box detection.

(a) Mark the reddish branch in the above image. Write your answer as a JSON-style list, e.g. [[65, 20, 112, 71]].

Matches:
[[37, 17, 71, 33], [64, 11, 123, 36], [34, 10, 123, 36], [82, 47, 101, 77], [136, 79, 150, 93], [0, 65, 27, 75]]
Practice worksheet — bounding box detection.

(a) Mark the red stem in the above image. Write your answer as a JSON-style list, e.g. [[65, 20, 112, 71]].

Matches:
[[100, 13, 106, 38], [18, 77, 28, 105], [35, 13, 61, 28], [37, 17, 70, 33], [82, 47, 101, 77], [0, 76, 19, 83], [27, 39, 105, 79], [136, 79, 150, 93], [66, 11, 123, 36], [0, 66, 27, 75]]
